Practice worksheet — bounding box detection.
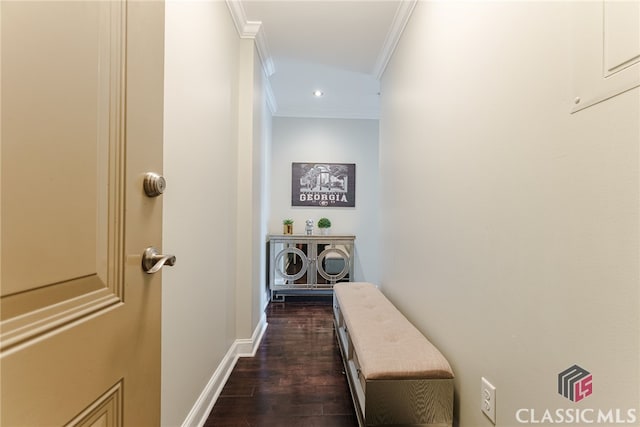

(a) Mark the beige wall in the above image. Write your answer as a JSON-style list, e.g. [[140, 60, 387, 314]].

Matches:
[[253, 50, 273, 319], [235, 41, 273, 338], [162, 2, 239, 424], [162, 2, 270, 425], [380, 2, 639, 426], [235, 39, 257, 341]]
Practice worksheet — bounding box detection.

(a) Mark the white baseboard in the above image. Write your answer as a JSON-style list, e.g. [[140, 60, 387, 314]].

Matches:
[[181, 314, 268, 427], [236, 313, 268, 357]]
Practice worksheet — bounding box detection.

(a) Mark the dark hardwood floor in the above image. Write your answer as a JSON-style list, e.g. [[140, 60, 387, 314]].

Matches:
[[205, 298, 358, 427]]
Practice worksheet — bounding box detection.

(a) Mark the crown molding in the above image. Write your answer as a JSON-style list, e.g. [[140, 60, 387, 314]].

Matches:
[[225, 0, 251, 37], [264, 73, 278, 115], [226, 0, 275, 77], [373, 0, 418, 80], [254, 29, 275, 77], [242, 21, 262, 38]]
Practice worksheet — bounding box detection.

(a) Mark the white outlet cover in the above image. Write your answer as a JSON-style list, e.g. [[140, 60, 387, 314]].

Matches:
[[481, 377, 496, 424]]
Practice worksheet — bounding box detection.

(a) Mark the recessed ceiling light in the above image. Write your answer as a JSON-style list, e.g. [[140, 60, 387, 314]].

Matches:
[[313, 90, 324, 97]]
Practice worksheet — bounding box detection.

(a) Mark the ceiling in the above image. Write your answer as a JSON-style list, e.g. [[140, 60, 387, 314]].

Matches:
[[233, 0, 416, 119]]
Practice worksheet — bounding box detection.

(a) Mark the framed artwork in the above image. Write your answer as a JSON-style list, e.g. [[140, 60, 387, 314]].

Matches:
[[291, 163, 356, 207]]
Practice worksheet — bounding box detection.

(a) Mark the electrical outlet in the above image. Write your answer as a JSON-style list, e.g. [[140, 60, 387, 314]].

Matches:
[[481, 377, 496, 424]]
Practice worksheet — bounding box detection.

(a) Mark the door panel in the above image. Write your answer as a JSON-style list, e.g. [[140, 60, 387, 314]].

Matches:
[[2, 0, 106, 294], [571, 0, 640, 112], [604, 1, 640, 76], [1, 0, 122, 341], [1, 1, 164, 425]]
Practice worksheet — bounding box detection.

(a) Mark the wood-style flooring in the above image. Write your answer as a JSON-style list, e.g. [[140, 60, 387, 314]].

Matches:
[[205, 298, 358, 427]]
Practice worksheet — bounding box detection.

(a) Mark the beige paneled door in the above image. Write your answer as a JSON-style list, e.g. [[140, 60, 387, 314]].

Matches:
[[1, 1, 165, 425]]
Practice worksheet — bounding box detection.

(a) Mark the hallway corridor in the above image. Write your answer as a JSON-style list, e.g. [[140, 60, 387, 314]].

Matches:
[[205, 299, 358, 427]]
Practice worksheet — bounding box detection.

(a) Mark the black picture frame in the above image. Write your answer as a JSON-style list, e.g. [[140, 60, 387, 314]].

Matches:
[[291, 163, 356, 208]]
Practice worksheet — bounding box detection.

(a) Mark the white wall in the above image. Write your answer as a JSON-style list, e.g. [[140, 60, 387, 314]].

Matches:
[[380, 2, 639, 426], [270, 117, 380, 284], [162, 2, 240, 425]]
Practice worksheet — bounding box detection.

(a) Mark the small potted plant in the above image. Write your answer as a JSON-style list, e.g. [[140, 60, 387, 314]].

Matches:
[[283, 219, 294, 235], [317, 217, 331, 235]]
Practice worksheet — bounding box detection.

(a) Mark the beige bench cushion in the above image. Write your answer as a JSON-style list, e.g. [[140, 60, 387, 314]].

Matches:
[[334, 282, 454, 381]]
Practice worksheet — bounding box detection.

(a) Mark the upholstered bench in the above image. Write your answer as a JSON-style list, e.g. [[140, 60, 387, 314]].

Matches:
[[333, 282, 454, 426]]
